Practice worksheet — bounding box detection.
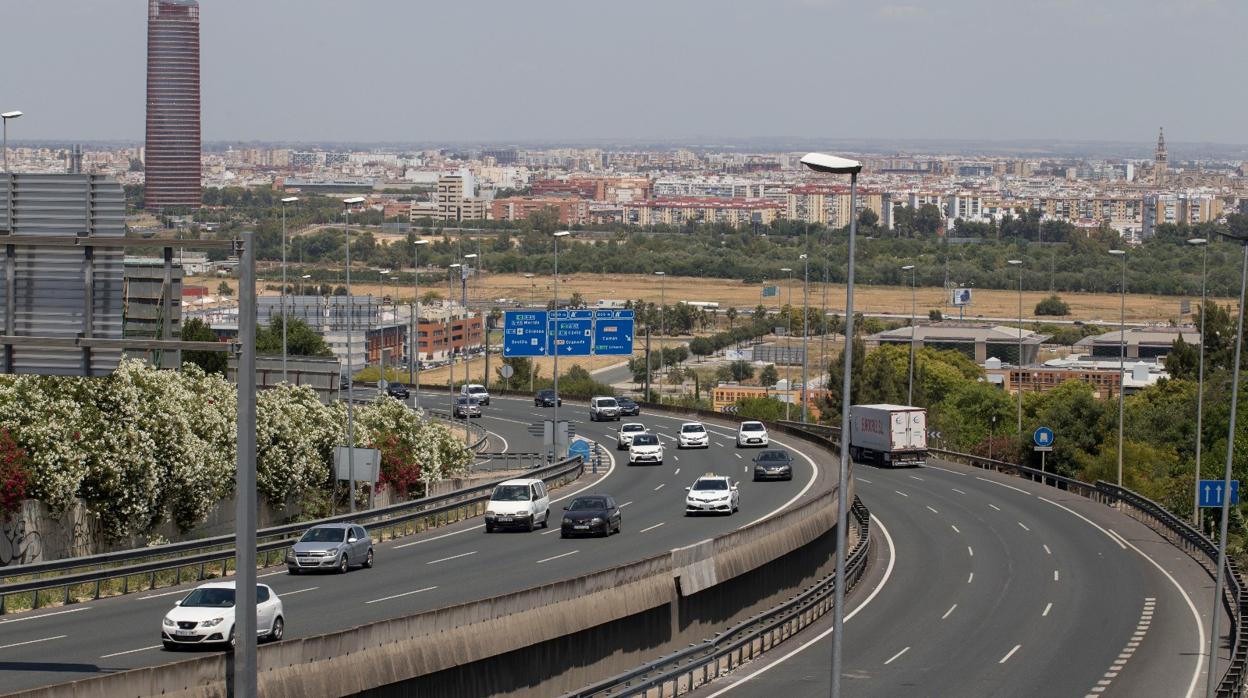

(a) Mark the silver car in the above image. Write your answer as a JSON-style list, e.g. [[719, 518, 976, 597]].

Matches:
[[287, 524, 373, 574]]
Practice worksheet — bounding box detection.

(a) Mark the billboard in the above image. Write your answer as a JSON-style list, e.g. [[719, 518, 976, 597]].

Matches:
[[950, 288, 973, 307], [762, 285, 779, 298]]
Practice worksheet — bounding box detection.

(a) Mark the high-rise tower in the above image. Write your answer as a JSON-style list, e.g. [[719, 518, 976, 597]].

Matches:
[[1154, 127, 1168, 185], [144, 0, 201, 210]]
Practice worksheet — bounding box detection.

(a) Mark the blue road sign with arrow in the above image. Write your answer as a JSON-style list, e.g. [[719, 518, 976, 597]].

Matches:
[[1200, 479, 1240, 508], [502, 311, 549, 357], [593, 309, 635, 355], [549, 310, 594, 356], [1033, 426, 1054, 448], [568, 439, 592, 461]]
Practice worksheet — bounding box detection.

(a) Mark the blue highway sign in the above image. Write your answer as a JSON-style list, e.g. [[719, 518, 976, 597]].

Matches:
[[568, 439, 593, 460], [594, 309, 635, 355], [549, 310, 594, 356], [1033, 426, 1054, 447], [1200, 479, 1240, 508], [503, 311, 549, 357]]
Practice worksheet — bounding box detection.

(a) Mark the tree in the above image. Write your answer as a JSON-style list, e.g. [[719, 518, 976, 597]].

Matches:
[[726, 306, 738, 330], [758, 364, 779, 386], [1034, 295, 1070, 316], [858, 208, 879, 229], [1164, 337, 1199, 381], [217, 281, 233, 296], [929, 309, 943, 321], [256, 317, 334, 358], [181, 318, 227, 375], [734, 396, 787, 422], [496, 357, 537, 389], [689, 336, 715, 358], [727, 359, 754, 382], [569, 291, 586, 309]]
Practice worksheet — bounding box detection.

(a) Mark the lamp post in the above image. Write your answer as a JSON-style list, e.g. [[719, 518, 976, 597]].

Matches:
[[781, 266, 793, 421], [655, 270, 666, 399], [1206, 234, 1248, 698], [1109, 248, 1127, 488], [801, 152, 863, 698], [1189, 237, 1209, 530], [1, 110, 21, 172], [464, 253, 478, 384], [410, 239, 429, 404], [300, 274, 311, 298], [279, 196, 299, 383], [902, 264, 916, 405], [448, 263, 461, 417], [342, 197, 366, 513], [1008, 259, 1023, 434], [800, 254, 810, 423], [553, 232, 571, 459], [379, 269, 391, 383]]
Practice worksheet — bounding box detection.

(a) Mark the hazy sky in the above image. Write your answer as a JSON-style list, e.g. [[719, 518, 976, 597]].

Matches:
[[4, 0, 1244, 145]]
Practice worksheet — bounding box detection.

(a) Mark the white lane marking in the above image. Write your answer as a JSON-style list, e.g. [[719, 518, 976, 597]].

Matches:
[[894, 490, 909, 498], [483, 415, 531, 426], [427, 551, 477, 565], [989, 504, 1002, 511], [951, 525, 961, 534], [365, 586, 438, 604], [744, 466, 749, 473], [942, 604, 957, 620], [674, 457, 680, 463], [968, 572, 974, 584], [258, 570, 287, 578], [619, 500, 633, 507], [139, 588, 197, 600], [716, 442, 726, 447], [1037, 496, 1126, 550], [540, 528, 561, 535], [1043, 602, 1053, 617], [1043, 544, 1052, 555], [550, 446, 618, 505], [703, 514, 897, 697], [999, 644, 1022, 664], [0, 635, 66, 651], [100, 644, 162, 658], [0, 607, 91, 624], [926, 505, 939, 514], [968, 546, 974, 557], [857, 477, 873, 484], [1018, 522, 1031, 532], [884, 646, 910, 665], [639, 522, 666, 533], [1107, 528, 1130, 548], [952, 488, 967, 495], [1054, 570, 1060, 581], [483, 427, 510, 454], [537, 550, 579, 564], [654, 483, 666, 492], [735, 453, 743, 459], [909, 475, 924, 482], [976, 476, 1031, 495], [924, 465, 966, 476], [281, 586, 319, 596], [674, 467, 680, 474]]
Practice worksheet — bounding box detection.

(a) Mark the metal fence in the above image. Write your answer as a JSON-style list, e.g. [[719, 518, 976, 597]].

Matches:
[[0, 456, 583, 615], [775, 419, 1248, 698]]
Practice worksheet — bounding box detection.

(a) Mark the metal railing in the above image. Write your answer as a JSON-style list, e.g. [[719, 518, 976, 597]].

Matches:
[[564, 497, 871, 698], [0, 456, 584, 615], [775, 419, 1248, 697], [472, 452, 546, 471]]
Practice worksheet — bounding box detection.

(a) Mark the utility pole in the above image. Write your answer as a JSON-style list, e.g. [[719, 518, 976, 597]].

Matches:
[[233, 231, 258, 698]]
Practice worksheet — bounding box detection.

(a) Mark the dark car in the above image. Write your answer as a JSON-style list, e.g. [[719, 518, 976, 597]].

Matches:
[[560, 495, 621, 538], [753, 449, 794, 481], [616, 396, 641, 416], [535, 389, 562, 407], [385, 382, 410, 400], [454, 396, 482, 418]]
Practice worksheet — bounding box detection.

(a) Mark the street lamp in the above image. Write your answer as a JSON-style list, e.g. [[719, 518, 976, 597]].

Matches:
[[1109, 248, 1127, 488], [655, 270, 666, 397], [410, 239, 430, 404], [379, 269, 391, 383], [300, 274, 311, 297], [463, 253, 477, 385], [342, 196, 366, 513], [553, 231, 571, 458], [780, 266, 793, 422], [1008, 259, 1023, 434], [801, 151, 862, 698], [279, 196, 299, 383], [1, 110, 21, 172], [800, 254, 810, 423], [448, 263, 462, 416], [1189, 238, 1209, 530], [902, 264, 916, 405]]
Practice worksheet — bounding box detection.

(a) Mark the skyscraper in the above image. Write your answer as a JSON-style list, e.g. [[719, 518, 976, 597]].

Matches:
[[144, 0, 201, 210]]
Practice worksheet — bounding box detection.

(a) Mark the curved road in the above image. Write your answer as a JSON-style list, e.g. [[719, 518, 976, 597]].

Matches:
[[0, 395, 830, 693]]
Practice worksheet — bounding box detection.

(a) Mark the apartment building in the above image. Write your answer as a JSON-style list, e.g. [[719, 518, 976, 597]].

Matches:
[[622, 197, 783, 227], [492, 196, 589, 225], [435, 174, 489, 221], [787, 185, 887, 228]]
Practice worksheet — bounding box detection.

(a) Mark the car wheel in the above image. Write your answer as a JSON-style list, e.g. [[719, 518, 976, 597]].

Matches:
[[228, 627, 237, 649], [163, 640, 178, 651], [287, 566, 300, 575], [540, 512, 549, 529], [363, 548, 374, 568], [615, 520, 622, 534], [526, 517, 535, 532], [338, 553, 349, 574], [560, 530, 568, 539], [267, 616, 284, 642], [485, 522, 495, 533]]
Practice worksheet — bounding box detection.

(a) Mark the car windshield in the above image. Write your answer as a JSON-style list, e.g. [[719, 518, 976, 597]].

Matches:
[[538, 390, 555, 397], [597, 399, 617, 407], [758, 451, 789, 462], [622, 425, 644, 432], [742, 423, 765, 432], [682, 425, 704, 433], [389, 383, 405, 389], [300, 527, 346, 543], [468, 386, 485, 394], [492, 485, 531, 502], [618, 398, 635, 405], [180, 587, 236, 608], [632, 434, 658, 446], [569, 497, 607, 511], [693, 479, 729, 491]]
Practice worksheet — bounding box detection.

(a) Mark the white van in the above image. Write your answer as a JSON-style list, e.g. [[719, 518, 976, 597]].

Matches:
[[484, 478, 551, 532], [461, 384, 490, 405]]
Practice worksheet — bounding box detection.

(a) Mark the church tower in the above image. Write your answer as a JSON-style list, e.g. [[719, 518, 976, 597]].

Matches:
[[1154, 127, 1168, 184]]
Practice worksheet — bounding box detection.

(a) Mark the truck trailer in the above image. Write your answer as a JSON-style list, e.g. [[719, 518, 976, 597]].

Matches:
[[848, 404, 928, 467]]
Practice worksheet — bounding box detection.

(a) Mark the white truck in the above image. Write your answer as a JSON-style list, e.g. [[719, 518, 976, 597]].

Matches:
[[848, 404, 928, 468]]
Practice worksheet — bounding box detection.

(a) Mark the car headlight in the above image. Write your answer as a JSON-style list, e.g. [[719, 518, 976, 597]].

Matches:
[[163, 616, 176, 627], [201, 617, 226, 627], [591, 517, 603, 524], [563, 517, 573, 524]]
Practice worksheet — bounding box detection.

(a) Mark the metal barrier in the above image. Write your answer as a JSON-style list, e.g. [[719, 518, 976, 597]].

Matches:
[[0, 456, 584, 615], [776, 419, 1248, 698], [473, 452, 546, 471], [563, 497, 871, 698]]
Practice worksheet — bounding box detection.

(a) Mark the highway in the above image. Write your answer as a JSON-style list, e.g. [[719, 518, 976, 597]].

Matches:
[[687, 456, 1227, 698], [0, 395, 831, 694]]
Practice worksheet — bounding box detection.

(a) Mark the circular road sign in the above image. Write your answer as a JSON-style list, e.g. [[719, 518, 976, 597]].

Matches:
[[1033, 426, 1054, 447], [378, 379, 389, 390], [499, 364, 515, 379]]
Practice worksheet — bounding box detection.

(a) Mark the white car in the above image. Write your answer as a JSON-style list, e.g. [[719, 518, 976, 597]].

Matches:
[[589, 396, 621, 422], [461, 383, 490, 405], [685, 474, 739, 515], [161, 581, 284, 650], [484, 478, 551, 532], [628, 433, 665, 465], [617, 422, 647, 450], [677, 422, 709, 449], [736, 421, 769, 448]]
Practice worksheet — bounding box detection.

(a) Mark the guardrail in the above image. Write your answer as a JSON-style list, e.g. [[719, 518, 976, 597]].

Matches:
[[564, 496, 871, 698], [472, 452, 546, 471], [0, 456, 584, 615], [775, 419, 1248, 698]]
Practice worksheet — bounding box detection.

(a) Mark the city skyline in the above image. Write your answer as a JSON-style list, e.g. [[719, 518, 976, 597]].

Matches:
[[3, 0, 1245, 145]]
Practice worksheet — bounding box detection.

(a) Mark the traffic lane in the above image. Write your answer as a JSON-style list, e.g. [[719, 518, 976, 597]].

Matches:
[[0, 412, 827, 691]]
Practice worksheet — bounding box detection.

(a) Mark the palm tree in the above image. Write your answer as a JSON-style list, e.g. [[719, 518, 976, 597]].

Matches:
[[726, 306, 738, 331]]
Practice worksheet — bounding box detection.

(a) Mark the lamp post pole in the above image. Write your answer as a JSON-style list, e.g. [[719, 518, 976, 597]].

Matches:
[[1, 111, 22, 172], [1109, 249, 1127, 488], [343, 197, 365, 513], [781, 267, 792, 421], [654, 271, 666, 400], [903, 264, 916, 405], [449, 264, 460, 417], [1189, 238, 1209, 531], [410, 240, 429, 405], [379, 269, 390, 384], [463, 254, 477, 384], [801, 254, 810, 423], [553, 232, 570, 459], [280, 196, 298, 383], [1008, 259, 1023, 434]]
